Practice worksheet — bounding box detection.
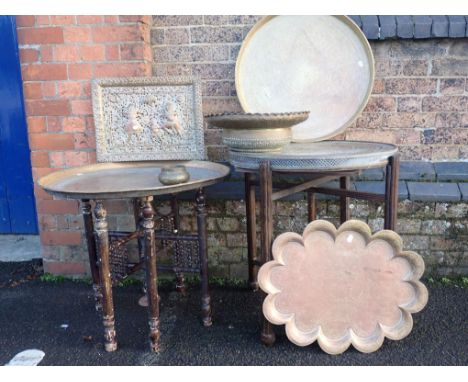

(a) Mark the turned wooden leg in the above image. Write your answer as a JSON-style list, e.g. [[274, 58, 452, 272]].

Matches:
[[384, 154, 400, 230], [140, 196, 161, 352], [259, 162, 275, 347], [340, 176, 350, 224], [307, 190, 316, 222], [245, 172, 259, 290], [171, 194, 187, 295], [133, 198, 145, 261], [94, 200, 117, 352], [82, 199, 102, 312], [196, 188, 212, 327]]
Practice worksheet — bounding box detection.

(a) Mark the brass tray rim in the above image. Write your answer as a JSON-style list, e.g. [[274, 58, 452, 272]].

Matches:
[[228, 141, 398, 172], [204, 111, 310, 130], [235, 15, 375, 143]]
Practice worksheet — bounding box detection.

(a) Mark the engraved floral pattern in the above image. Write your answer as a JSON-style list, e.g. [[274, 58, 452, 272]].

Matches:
[[258, 219, 428, 354]]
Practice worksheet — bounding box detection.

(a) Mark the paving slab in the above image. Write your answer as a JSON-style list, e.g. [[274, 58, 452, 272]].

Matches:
[[0, 235, 40, 262]]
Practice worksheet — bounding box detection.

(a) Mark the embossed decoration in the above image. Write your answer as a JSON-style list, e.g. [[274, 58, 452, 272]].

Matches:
[[92, 77, 205, 162], [258, 220, 428, 354]]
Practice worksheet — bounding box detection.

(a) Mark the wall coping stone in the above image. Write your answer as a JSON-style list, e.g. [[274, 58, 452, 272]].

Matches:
[[407, 181, 461, 202], [458, 183, 468, 201], [161, 161, 466, 203], [399, 161, 437, 181], [434, 162, 468, 182], [354, 181, 409, 200], [349, 15, 468, 40]]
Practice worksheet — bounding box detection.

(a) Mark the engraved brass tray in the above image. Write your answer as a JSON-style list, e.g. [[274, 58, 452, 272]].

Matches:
[[205, 111, 309, 152], [38, 161, 230, 199], [236, 16, 374, 143], [229, 141, 397, 172]]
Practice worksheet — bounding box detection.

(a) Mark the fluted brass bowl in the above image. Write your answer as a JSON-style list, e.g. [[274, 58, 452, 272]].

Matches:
[[205, 111, 310, 152]]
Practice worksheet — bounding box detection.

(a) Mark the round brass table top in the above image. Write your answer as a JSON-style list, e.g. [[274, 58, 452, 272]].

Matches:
[[228, 141, 398, 172], [236, 16, 374, 143], [38, 161, 231, 200]]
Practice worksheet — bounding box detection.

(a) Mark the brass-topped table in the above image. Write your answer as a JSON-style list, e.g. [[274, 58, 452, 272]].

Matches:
[[38, 160, 230, 352], [228, 141, 400, 347]]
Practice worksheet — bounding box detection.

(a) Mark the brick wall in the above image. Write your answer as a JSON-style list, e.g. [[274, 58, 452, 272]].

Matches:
[[161, 198, 467, 278], [16, 15, 468, 277], [150, 16, 468, 161], [16, 15, 152, 274]]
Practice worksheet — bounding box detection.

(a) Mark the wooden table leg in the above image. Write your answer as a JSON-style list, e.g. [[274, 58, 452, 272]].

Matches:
[[81, 199, 102, 312], [384, 154, 400, 230], [140, 196, 161, 352], [340, 176, 350, 224], [245, 172, 259, 290], [196, 188, 212, 327], [133, 198, 145, 261], [93, 200, 117, 352], [259, 162, 276, 347], [307, 190, 316, 222], [172, 194, 186, 295]]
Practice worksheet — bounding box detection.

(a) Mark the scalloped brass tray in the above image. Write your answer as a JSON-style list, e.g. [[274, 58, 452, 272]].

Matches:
[[236, 16, 374, 143], [258, 220, 428, 354]]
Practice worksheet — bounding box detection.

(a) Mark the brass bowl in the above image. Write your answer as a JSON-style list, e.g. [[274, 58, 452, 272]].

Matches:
[[205, 111, 310, 152], [158, 164, 190, 186]]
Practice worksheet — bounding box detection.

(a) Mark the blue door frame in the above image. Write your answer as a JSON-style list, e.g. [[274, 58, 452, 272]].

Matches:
[[0, 16, 38, 234]]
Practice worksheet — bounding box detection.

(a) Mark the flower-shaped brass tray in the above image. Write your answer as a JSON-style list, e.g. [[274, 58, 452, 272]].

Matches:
[[258, 220, 428, 354]]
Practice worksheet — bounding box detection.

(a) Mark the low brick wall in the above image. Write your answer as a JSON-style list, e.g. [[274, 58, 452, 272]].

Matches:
[[44, 194, 467, 278]]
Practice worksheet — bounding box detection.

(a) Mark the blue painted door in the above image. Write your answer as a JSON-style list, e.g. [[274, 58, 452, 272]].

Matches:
[[0, 16, 38, 234]]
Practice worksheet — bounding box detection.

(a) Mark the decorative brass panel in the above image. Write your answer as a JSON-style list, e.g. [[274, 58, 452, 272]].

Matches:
[[92, 76, 205, 162]]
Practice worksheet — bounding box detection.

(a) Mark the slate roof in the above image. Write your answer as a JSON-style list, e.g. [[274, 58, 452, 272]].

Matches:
[[348, 15, 468, 40]]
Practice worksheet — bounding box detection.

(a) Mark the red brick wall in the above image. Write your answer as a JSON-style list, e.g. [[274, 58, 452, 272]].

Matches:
[[16, 15, 152, 275]]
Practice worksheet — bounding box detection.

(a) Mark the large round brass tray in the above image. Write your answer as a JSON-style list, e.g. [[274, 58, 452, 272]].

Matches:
[[38, 161, 230, 199], [236, 16, 374, 143], [229, 141, 397, 172]]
